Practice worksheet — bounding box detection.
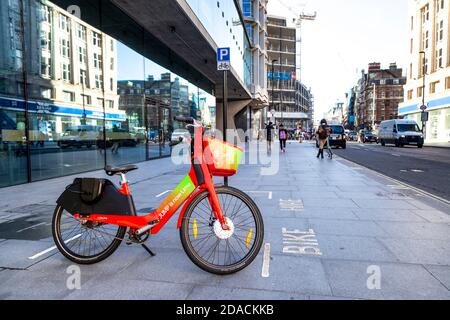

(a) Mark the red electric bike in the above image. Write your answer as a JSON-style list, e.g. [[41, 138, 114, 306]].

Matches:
[[52, 117, 264, 275]]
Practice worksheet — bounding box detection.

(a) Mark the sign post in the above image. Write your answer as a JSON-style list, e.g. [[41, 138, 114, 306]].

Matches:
[[217, 47, 230, 186], [420, 104, 428, 135]]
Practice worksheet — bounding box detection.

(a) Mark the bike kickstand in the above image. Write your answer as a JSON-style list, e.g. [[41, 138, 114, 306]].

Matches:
[[141, 244, 156, 257]]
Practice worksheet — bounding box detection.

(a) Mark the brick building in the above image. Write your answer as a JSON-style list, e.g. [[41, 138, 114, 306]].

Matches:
[[354, 63, 406, 129]]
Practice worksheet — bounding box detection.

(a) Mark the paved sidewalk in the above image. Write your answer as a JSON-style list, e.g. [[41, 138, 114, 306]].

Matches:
[[425, 142, 450, 148], [0, 141, 450, 299]]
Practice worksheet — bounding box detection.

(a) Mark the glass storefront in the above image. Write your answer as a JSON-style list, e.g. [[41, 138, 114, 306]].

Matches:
[[0, 0, 216, 187]]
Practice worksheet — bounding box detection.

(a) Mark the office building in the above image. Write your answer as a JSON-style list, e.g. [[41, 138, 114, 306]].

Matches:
[[399, 0, 450, 143]]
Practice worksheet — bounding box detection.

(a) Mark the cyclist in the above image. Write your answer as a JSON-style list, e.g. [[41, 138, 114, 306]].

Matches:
[[316, 119, 331, 159]]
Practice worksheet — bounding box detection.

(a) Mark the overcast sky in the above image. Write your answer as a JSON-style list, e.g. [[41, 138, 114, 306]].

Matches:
[[267, 0, 410, 121]]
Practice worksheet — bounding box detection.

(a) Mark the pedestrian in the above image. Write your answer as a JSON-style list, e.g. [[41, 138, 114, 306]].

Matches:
[[316, 119, 331, 159], [279, 123, 288, 153], [265, 121, 275, 154]]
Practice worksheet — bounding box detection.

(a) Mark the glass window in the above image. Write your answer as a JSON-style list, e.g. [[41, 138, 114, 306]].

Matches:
[[93, 32, 102, 47]]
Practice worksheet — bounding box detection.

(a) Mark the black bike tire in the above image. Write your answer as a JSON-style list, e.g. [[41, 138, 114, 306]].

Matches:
[[180, 186, 264, 275], [52, 205, 126, 264]]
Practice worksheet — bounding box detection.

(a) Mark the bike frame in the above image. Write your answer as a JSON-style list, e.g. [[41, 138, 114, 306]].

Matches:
[[73, 123, 228, 235]]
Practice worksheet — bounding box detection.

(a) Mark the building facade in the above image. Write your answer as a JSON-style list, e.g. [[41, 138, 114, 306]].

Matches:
[[266, 15, 311, 130], [354, 63, 406, 130], [236, 0, 269, 140], [399, 0, 450, 143], [0, 0, 253, 188]]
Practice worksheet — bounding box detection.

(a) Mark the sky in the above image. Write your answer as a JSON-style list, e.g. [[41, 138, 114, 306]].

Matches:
[[267, 0, 410, 121]]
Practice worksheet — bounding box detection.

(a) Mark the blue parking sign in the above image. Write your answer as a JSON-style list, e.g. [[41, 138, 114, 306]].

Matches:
[[217, 47, 230, 62], [217, 47, 231, 71]]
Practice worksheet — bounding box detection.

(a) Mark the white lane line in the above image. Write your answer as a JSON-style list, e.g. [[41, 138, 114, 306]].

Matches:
[[261, 243, 271, 278], [16, 222, 46, 233], [156, 190, 172, 198], [246, 191, 272, 200], [391, 154, 401, 157], [28, 234, 82, 260]]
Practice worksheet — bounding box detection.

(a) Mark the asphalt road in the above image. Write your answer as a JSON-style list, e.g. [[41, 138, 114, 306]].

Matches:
[[333, 142, 450, 202]]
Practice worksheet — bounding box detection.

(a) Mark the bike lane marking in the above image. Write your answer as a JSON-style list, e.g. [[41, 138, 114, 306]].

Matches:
[[16, 222, 47, 233], [261, 243, 271, 278], [282, 228, 323, 256], [28, 234, 82, 260], [245, 191, 273, 200]]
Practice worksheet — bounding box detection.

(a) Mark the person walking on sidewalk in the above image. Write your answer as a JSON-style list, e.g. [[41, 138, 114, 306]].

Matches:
[[279, 123, 288, 153], [265, 121, 275, 154], [316, 119, 331, 159]]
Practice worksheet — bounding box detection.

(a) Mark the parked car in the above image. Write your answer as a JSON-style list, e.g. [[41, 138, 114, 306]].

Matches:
[[171, 129, 191, 144], [58, 125, 102, 149], [97, 128, 138, 149], [360, 130, 378, 143], [378, 119, 424, 148], [316, 124, 347, 149], [347, 131, 358, 141]]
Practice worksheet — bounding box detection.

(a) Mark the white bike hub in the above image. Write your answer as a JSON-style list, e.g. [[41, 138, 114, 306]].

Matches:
[[213, 218, 235, 240]]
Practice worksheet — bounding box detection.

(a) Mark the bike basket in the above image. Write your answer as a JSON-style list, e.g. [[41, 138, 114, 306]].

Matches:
[[203, 138, 243, 177]]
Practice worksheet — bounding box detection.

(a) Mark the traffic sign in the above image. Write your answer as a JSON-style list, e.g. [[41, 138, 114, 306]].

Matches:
[[420, 104, 427, 111], [217, 47, 230, 71], [421, 111, 429, 122]]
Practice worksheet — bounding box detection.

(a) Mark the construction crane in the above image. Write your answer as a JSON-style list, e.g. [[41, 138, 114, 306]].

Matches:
[[277, 0, 317, 83]]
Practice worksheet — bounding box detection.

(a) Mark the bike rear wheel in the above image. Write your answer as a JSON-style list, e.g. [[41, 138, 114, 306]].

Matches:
[[52, 205, 126, 264], [180, 186, 264, 275]]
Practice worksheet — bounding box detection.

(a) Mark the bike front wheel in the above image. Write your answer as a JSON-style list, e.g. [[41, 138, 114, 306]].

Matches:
[[180, 186, 264, 275]]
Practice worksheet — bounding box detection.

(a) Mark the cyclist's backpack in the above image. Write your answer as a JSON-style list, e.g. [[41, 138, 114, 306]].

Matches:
[[279, 130, 286, 140]]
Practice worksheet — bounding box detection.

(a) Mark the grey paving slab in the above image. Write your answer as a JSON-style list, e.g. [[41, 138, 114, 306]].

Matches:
[[209, 255, 332, 297], [0, 269, 76, 300], [315, 234, 398, 263], [307, 295, 358, 300], [187, 286, 307, 300], [308, 219, 389, 237], [294, 191, 340, 199], [376, 221, 450, 241], [335, 191, 393, 200], [66, 278, 194, 300], [407, 199, 447, 211], [424, 265, 450, 291], [294, 208, 360, 221], [411, 209, 450, 223], [323, 260, 450, 300], [336, 185, 388, 193], [378, 238, 450, 265], [352, 199, 418, 210], [302, 198, 359, 209], [0, 239, 58, 269], [113, 247, 219, 286], [352, 209, 427, 222]]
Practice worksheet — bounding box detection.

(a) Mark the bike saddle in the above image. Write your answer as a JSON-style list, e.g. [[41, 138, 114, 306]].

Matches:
[[104, 164, 138, 176]]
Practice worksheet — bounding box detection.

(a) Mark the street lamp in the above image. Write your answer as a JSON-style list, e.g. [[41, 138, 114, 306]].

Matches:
[[271, 59, 278, 118], [419, 50, 427, 135]]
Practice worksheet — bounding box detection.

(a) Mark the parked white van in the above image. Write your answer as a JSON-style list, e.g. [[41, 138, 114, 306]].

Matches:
[[378, 119, 424, 148]]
